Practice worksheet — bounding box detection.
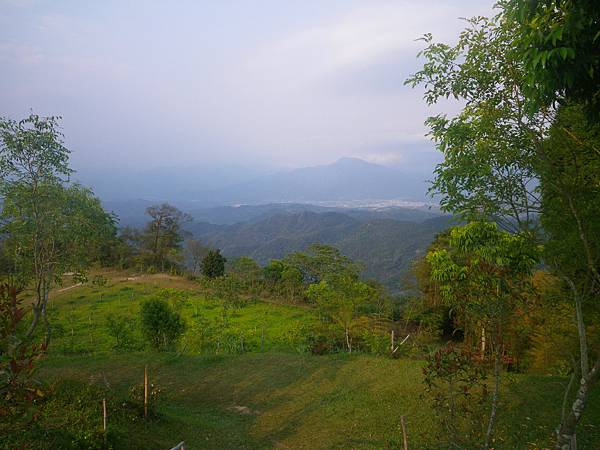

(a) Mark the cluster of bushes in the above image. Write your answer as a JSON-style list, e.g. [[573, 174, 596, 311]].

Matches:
[[1, 379, 163, 449]]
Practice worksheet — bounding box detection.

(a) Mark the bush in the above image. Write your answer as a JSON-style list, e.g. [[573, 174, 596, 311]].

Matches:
[[2, 380, 110, 449], [360, 329, 390, 355], [304, 323, 345, 355], [106, 314, 139, 352], [90, 275, 107, 287], [139, 298, 185, 351], [128, 380, 162, 418], [1, 379, 165, 449], [422, 342, 487, 448], [202, 250, 226, 279], [0, 284, 46, 426]]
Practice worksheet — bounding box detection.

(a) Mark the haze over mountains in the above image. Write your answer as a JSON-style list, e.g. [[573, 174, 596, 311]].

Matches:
[[86, 157, 431, 205], [94, 156, 447, 291]]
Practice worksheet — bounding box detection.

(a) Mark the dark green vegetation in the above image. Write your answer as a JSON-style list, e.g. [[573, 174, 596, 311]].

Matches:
[[405, 1, 600, 448], [188, 212, 452, 292]]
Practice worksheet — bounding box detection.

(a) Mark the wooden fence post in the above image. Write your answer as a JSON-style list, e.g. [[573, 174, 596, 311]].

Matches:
[[400, 415, 408, 450], [102, 397, 107, 442], [144, 365, 148, 419]]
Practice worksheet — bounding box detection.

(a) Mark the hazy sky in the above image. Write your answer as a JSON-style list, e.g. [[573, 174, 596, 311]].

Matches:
[[1, 0, 495, 174]]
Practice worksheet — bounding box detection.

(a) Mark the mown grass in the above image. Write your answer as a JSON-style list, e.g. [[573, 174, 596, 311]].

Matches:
[[29, 353, 600, 449], [11, 273, 600, 449]]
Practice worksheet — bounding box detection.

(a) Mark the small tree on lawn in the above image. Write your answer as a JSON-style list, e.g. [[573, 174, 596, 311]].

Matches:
[[426, 222, 539, 450], [0, 115, 116, 346], [140, 298, 186, 351], [306, 273, 373, 353]]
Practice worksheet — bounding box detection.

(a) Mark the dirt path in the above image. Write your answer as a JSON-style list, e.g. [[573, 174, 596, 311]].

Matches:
[[57, 283, 83, 293]]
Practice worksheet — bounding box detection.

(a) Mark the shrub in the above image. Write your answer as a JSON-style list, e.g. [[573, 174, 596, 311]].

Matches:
[[360, 329, 390, 355], [90, 275, 107, 287], [422, 342, 487, 448], [2, 380, 109, 449], [202, 250, 226, 279], [0, 284, 46, 427], [139, 298, 185, 351], [128, 381, 162, 417], [106, 314, 139, 352]]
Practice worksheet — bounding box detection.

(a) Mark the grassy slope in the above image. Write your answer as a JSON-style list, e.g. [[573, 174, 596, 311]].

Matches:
[[46, 271, 314, 355], [21, 271, 600, 449]]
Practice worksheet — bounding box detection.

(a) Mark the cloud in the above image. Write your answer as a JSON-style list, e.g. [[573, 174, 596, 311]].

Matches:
[[0, 42, 45, 65], [0, 0, 495, 174], [245, 1, 465, 88]]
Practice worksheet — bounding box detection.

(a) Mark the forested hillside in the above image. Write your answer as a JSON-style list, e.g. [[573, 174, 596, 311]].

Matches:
[[188, 211, 453, 291]]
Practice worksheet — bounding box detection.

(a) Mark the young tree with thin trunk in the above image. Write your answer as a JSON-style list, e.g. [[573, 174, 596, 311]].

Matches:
[[184, 239, 210, 275], [0, 115, 116, 346], [536, 104, 600, 449], [427, 222, 539, 449], [306, 273, 373, 353]]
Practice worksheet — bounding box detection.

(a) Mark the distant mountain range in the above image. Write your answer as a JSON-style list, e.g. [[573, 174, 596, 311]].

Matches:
[[94, 157, 432, 207], [195, 157, 430, 204], [96, 156, 446, 291]]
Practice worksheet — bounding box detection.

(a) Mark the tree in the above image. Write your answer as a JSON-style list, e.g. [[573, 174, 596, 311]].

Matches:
[[505, 0, 600, 115], [202, 249, 226, 279], [306, 274, 373, 353], [536, 103, 600, 449], [228, 256, 262, 294], [427, 222, 539, 449], [405, 14, 547, 233], [280, 266, 303, 301], [285, 244, 360, 284], [0, 114, 70, 293], [0, 115, 116, 345], [141, 203, 191, 272], [184, 239, 210, 275], [406, 10, 600, 448], [139, 298, 185, 351], [262, 259, 303, 300]]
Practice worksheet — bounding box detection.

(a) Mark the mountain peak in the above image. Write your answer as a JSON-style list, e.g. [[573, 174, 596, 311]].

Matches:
[[333, 157, 377, 167]]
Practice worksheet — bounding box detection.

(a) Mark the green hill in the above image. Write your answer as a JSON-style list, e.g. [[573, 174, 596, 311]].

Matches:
[[188, 213, 453, 291], [9, 274, 598, 450]]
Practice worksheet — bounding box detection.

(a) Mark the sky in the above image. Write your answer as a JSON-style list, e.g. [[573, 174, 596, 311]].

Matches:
[[1, 0, 495, 178]]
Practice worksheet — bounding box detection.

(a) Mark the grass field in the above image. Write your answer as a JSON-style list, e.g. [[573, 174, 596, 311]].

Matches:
[[9, 271, 600, 449], [44, 271, 315, 356]]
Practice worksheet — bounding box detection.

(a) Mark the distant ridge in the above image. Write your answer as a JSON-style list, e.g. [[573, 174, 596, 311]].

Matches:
[[196, 157, 430, 204], [92, 157, 431, 206]]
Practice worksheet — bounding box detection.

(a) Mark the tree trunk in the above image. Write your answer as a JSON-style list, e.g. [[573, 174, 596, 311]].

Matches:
[[555, 278, 595, 449], [25, 303, 41, 339], [480, 324, 486, 358], [556, 357, 600, 450], [25, 279, 44, 339], [483, 348, 501, 450], [565, 277, 589, 376], [41, 279, 52, 346], [345, 326, 351, 353]]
